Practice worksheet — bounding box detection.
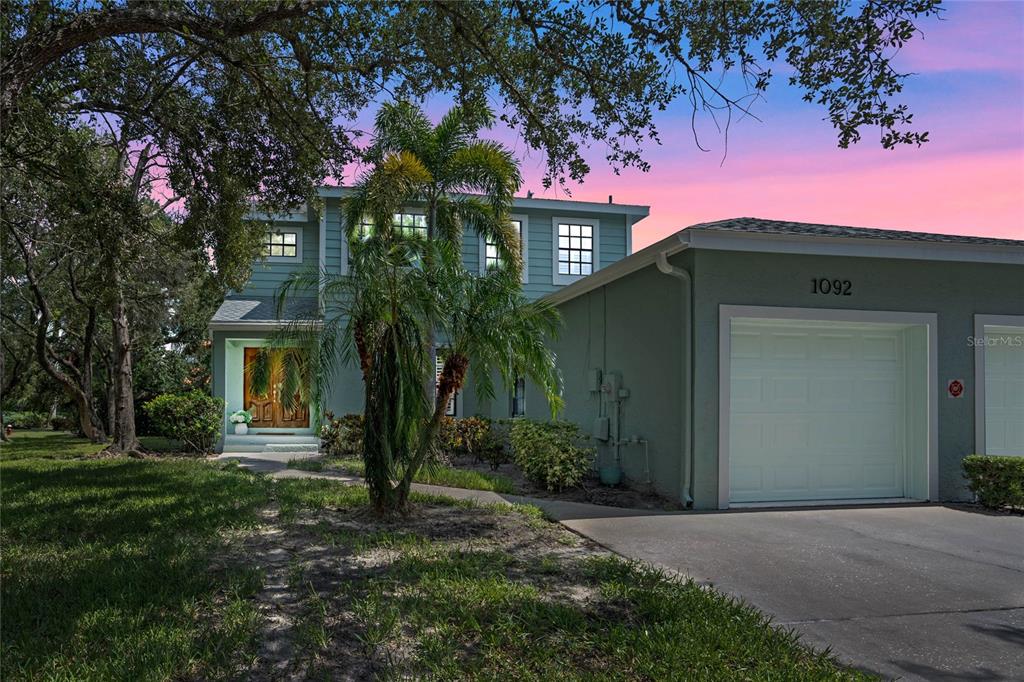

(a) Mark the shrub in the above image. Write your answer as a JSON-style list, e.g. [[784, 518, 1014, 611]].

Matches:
[[962, 455, 1024, 510], [320, 412, 364, 456], [49, 415, 77, 432], [509, 419, 594, 491], [4, 411, 50, 429], [143, 391, 224, 453]]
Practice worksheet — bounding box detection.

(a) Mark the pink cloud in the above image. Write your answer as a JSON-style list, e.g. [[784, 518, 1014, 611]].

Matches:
[[619, 147, 1024, 248]]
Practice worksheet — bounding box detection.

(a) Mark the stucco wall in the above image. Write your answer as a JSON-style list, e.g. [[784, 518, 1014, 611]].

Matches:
[[537, 253, 693, 499], [545, 247, 1023, 509]]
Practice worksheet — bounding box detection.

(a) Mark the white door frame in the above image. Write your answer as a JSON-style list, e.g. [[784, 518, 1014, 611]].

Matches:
[[718, 305, 939, 509], [973, 314, 1024, 455]]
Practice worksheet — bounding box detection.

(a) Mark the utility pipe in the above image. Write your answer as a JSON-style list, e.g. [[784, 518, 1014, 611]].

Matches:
[[655, 247, 694, 506]]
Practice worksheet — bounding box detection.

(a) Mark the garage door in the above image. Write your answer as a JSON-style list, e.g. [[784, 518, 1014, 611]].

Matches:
[[983, 326, 1024, 456], [729, 319, 910, 503]]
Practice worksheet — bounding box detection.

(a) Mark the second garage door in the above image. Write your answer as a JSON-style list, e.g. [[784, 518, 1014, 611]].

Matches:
[[728, 318, 918, 504]]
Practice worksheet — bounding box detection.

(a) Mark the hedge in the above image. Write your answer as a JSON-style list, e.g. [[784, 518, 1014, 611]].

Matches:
[[962, 455, 1024, 510], [143, 392, 224, 453]]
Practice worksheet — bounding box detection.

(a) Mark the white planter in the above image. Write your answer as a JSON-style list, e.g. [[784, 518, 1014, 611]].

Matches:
[[234, 423, 248, 435]]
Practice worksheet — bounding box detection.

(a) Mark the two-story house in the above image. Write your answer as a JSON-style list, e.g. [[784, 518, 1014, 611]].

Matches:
[[209, 186, 650, 453]]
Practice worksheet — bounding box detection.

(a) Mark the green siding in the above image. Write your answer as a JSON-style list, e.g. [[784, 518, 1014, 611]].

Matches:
[[234, 212, 319, 299], [315, 197, 632, 299], [216, 196, 638, 441]]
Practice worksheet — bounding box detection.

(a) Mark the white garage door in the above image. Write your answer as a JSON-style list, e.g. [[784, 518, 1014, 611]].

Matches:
[[984, 326, 1024, 456], [729, 319, 910, 503]]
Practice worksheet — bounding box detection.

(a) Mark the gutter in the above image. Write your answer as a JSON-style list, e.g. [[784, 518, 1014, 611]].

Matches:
[[655, 243, 694, 507]]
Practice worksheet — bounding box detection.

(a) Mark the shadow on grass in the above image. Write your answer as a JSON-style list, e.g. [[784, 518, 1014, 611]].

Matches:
[[1, 457, 272, 680]]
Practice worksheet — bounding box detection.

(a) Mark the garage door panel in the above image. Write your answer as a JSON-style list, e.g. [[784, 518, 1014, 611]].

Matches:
[[858, 377, 900, 403], [730, 376, 764, 403], [770, 333, 809, 359], [810, 377, 855, 404], [771, 377, 810, 402], [819, 333, 856, 359], [862, 335, 899, 360], [729, 320, 909, 503]]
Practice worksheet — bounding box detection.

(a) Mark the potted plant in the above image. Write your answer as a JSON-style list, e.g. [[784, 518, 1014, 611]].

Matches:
[[229, 410, 252, 435]]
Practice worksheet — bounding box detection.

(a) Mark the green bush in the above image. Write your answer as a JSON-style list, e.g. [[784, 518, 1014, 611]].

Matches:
[[962, 455, 1024, 510], [509, 419, 594, 491], [4, 411, 50, 429], [143, 392, 224, 453], [50, 414, 77, 432], [320, 412, 364, 456]]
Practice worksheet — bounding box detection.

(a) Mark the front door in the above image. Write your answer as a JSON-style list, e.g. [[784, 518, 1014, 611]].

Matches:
[[243, 347, 310, 429]]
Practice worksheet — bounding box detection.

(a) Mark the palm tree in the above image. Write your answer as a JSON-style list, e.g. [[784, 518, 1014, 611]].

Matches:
[[342, 101, 525, 400], [277, 101, 560, 515]]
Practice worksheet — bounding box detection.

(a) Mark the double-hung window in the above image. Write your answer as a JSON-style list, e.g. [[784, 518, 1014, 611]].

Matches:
[[481, 214, 528, 283], [264, 230, 302, 262], [552, 217, 599, 285]]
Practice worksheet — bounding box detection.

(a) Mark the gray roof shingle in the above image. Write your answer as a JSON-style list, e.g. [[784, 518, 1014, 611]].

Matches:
[[688, 217, 1024, 247], [211, 296, 318, 323]]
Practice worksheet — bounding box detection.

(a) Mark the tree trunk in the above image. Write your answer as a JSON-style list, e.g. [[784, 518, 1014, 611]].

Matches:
[[105, 358, 116, 437], [395, 353, 468, 510], [425, 197, 439, 406], [109, 272, 139, 452], [0, 348, 7, 442]]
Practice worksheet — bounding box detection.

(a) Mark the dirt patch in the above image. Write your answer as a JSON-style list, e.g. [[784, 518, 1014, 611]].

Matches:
[[448, 455, 684, 510], [227, 502, 613, 680]]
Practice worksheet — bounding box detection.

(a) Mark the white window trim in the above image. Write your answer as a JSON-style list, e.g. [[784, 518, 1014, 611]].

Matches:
[[265, 228, 303, 263], [479, 214, 529, 283], [551, 216, 600, 286], [973, 314, 1024, 456], [717, 304, 938, 510]]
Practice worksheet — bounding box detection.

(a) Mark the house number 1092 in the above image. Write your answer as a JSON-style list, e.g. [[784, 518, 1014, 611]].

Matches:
[[811, 278, 852, 295]]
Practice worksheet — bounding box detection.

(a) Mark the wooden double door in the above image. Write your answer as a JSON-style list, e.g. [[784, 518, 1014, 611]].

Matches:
[[243, 347, 309, 429]]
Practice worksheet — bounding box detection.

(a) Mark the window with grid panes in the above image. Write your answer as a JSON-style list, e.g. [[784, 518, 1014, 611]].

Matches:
[[265, 231, 298, 257], [394, 212, 427, 238], [557, 223, 593, 276], [484, 219, 523, 271]]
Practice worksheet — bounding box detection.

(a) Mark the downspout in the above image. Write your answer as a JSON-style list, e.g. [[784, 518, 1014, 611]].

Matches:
[[656, 246, 694, 506]]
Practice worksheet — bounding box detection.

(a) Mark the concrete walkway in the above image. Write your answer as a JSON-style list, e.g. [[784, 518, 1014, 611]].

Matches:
[[216, 453, 1024, 680]]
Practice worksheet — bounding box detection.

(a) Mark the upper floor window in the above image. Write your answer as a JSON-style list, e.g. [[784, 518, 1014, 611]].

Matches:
[[395, 212, 427, 238], [347, 212, 427, 267], [264, 230, 303, 263], [480, 214, 529, 283], [552, 217, 599, 285]]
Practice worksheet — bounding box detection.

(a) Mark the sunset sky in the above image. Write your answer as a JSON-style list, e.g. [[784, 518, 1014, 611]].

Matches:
[[508, 1, 1024, 249]]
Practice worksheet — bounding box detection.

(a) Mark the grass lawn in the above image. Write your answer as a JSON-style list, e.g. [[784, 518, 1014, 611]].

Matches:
[[292, 455, 517, 494], [2, 432, 870, 680], [0, 430, 187, 461]]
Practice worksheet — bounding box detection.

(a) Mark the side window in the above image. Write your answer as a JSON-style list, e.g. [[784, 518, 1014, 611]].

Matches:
[[264, 229, 303, 263], [510, 377, 526, 417], [552, 217, 599, 285]]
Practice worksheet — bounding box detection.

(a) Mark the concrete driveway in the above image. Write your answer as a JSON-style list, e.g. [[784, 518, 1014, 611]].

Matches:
[[557, 504, 1024, 681]]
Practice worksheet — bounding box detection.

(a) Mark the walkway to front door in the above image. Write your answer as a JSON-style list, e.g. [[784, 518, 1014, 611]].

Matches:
[[243, 347, 309, 428]]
